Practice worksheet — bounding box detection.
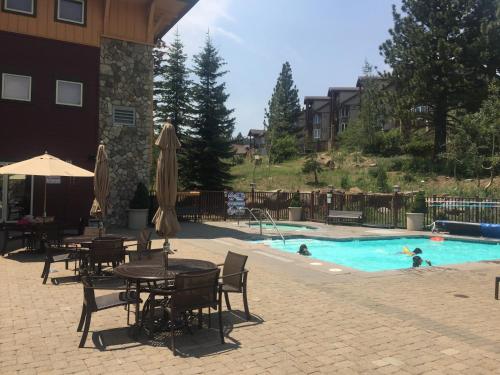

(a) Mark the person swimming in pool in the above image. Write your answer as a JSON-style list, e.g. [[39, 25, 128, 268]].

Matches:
[[412, 248, 432, 267], [298, 244, 311, 256]]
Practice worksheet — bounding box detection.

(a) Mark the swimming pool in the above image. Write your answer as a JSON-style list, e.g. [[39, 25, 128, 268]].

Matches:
[[257, 237, 500, 272], [247, 222, 318, 231]]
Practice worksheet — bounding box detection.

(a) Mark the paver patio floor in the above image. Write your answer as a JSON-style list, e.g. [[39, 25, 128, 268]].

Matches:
[[1, 222, 500, 374]]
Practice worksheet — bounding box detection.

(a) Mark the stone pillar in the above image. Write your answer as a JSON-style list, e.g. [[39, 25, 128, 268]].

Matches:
[[99, 38, 153, 227]]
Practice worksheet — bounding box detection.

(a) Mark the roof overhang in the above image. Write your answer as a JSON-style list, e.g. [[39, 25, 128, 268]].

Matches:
[[154, 0, 198, 41]]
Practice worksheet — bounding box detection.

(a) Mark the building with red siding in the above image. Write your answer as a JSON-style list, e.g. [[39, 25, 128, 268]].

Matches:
[[0, 0, 197, 226]]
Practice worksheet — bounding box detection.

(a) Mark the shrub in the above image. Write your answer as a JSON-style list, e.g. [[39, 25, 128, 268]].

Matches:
[[379, 129, 403, 156], [130, 182, 150, 209], [289, 192, 302, 207], [375, 166, 390, 193], [340, 174, 351, 190], [388, 157, 405, 172], [270, 134, 297, 163], [404, 138, 434, 157], [410, 191, 427, 214], [403, 172, 415, 183]]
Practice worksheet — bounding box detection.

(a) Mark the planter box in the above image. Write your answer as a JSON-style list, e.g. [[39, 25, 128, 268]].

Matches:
[[406, 213, 425, 231], [128, 208, 149, 230], [288, 207, 302, 221]]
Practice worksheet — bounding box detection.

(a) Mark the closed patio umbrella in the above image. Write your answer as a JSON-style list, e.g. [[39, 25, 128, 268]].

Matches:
[[152, 123, 181, 267], [90, 144, 110, 224], [0, 152, 93, 217]]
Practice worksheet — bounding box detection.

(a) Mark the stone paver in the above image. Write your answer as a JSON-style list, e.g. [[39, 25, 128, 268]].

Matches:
[[1, 222, 500, 374]]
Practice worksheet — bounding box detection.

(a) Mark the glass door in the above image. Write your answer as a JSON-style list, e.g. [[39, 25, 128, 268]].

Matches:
[[0, 163, 33, 222], [7, 175, 32, 221]]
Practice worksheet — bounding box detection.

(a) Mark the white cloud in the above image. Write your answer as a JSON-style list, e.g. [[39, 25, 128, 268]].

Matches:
[[163, 0, 243, 53]]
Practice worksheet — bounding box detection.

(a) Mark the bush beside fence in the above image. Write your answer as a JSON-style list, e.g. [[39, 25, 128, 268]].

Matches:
[[148, 191, 500, 228]]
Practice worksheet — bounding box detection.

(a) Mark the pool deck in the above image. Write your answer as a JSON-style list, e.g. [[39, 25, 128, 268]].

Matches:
[[2, 222, 500, 374]]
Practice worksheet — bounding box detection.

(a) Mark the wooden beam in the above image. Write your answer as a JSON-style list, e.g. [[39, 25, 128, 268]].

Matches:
[[103, 0, 111, 35], [146, 0, 158, 43], [153, 11, 175, 36]]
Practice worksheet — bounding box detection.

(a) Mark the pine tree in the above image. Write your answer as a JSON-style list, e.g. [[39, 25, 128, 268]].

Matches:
[[153, 39, 167, 132], [182, 34, 235, 190], [154, 30, 190, 138], [380, 0, 499, 159], [302, 152, 323, 185], [264, 62, 301, 163]]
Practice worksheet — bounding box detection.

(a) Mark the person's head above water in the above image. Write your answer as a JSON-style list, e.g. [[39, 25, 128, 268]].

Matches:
[[413, 248, 423, 254], [299, 244, 308, 251]]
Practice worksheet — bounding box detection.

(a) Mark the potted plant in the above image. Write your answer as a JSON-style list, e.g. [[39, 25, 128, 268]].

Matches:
[[128, 182, 150, 230], [288, 192, 303, 221], [406, 191, 427, 231]]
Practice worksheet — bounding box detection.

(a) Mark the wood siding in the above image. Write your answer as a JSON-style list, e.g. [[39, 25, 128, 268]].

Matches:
[[0, 0, 103, 46], [0, 31, 99, 222], [0, 0, 193, 47]]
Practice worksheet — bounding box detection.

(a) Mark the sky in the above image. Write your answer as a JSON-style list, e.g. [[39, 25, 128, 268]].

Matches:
[[163, 0, 401, 137]]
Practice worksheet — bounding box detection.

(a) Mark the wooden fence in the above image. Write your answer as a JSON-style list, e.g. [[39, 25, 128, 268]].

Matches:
[[148, 191, 500, 228]]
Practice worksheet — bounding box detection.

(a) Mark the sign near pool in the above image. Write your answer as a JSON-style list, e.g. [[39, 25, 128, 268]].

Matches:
[[227, 192, 246, 216]]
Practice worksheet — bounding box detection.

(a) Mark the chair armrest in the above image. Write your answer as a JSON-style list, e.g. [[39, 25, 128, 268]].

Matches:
[[220, 270, 248, 279]]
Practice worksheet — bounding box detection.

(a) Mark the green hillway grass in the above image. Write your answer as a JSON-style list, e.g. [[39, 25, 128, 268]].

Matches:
[[230, 156, 500, 197]]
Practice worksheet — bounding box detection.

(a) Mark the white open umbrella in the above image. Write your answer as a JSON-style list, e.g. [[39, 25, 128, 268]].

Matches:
[[0, 152, 93, 217]]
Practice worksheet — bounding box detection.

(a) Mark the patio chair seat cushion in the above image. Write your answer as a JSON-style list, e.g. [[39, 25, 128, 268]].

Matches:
[[52, 253, 74, 262], [221, 283, 240, 293], [95, 291, 141, 310]]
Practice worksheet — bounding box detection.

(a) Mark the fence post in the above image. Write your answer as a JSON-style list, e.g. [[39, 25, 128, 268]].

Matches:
[[310, 192, 315, 221], [391, 193, 397, 228], [432, 194, 437, 222], [475, 195, 480, 222]]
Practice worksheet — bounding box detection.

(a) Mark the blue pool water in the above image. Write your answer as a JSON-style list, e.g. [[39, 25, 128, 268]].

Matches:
[[248, 223, 317, 231], [257, 237, 500, 272]]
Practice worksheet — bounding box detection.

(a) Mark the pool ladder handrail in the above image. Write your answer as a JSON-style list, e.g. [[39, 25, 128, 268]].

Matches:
[[243, 208, 262, 234], [244, 208, 286, 244], [263, 209, 286, 245]]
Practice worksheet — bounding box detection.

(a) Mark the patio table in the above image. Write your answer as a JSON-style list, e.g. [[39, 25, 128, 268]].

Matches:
[[114, 258, 217, 329]]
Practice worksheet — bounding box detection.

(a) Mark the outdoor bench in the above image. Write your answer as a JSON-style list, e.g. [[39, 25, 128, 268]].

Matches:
[[176, 207, 201, 222], [325, 210, 363, 225]]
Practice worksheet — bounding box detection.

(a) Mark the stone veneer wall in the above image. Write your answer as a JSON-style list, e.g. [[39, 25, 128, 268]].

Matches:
[[99, 38, 153, 226]]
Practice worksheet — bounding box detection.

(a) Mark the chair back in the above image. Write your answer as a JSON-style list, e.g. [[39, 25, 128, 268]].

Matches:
[[42, 223, 61, 243], [137, 229, 152, 251], [172, 269, 220, 311], [129, 249, 163, 263], [222, 251, 248, 292], [90, 238, 125, 265], [81, 276, 98, 312]]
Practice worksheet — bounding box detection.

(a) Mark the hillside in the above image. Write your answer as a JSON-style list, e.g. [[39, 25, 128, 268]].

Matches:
[[230, 154, 500, 197]]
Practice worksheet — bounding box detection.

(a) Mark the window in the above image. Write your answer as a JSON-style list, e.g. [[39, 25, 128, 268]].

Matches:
[[56, 80, 82, 107], [1, 73, 31, 102], [313, 113, 321, 125], [339, 122, 347, 133], [313, 128, 321, 139], [2, 0, 35, 15], [113, 106, 136, 126], [56, 0, 85, 25], [340, 105, 350, 118]]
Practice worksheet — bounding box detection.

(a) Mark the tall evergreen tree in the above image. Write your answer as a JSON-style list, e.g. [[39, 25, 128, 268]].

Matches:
[[154, 30, 190, 137], [264, 62, 301, 138], [182, 34, 235, 190], [153, 39, 167, 133], [380, 0, 499, 158], [264, 62, 301, 164]]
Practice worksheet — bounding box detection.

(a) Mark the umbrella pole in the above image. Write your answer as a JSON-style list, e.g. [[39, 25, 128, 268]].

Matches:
[[163, 238, 170, 269], [43, 179, 47, 218]]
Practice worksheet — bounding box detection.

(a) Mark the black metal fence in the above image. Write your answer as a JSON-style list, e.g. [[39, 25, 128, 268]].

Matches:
[[148, 191, 500, 228]]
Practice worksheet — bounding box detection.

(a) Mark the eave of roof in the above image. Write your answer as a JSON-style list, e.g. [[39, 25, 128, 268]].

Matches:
[[156, 0, 199, 40]]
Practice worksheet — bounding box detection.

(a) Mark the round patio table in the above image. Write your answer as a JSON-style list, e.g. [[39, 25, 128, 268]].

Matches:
[[114, 258, 217, 327], [63, 234, 136, 246]]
